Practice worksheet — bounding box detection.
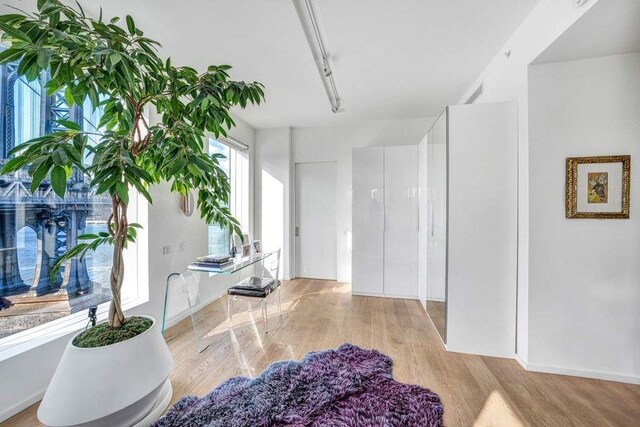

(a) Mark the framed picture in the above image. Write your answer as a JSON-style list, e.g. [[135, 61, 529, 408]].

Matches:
[[241, 233, 251, 257], [565, 155, 631, 219]]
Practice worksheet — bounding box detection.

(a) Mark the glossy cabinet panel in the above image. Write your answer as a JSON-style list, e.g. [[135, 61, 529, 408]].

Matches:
[[352, 147, 384, 295], [383, 145, 419, 298], [446, 101, 517, 358]]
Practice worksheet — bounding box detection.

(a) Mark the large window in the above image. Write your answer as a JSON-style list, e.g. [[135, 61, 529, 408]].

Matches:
[[0, 60, 116, 341], [207, 138, 250, 256]]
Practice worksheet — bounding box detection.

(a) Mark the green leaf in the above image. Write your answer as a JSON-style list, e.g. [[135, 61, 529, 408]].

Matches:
[[36, 48, 52, 68], [56, 119, 81, 130], [30, 160, 52, 192], [187, 163, 201, 177], [52, 243, 90, 281], [125, 15, 135, 34], [0, 48, 24, 64], [110, 52, 121, 66], [1, 156, 28, 173], [51, 165, 67, 198], [116, 181, 129, 205], [16, 51, 38, 79], [78, 233, 99, 240], [27, 157, 46, 175], [52, 148, 68, 165], [130, 178, 153, 204], [0, 14, 26, 25], [64, 86, 74, 108], [0, 22, 32, 43]]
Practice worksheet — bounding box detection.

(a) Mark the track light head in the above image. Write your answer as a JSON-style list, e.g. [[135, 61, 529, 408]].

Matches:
[[322, 58, 333, 77], [331, 99, 343, 113], [295, 0, 344, 113]]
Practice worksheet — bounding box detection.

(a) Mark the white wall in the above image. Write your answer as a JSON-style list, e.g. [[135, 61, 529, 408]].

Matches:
[[254, 127, 293, 279], [456, 0, 602, 364], [291, 117, 434, 282], [528, 53, 640, 383], [0, 115, 256, 422]]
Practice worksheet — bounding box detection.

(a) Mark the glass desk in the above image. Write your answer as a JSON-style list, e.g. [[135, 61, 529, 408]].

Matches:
[[162, 251, 277, 352]]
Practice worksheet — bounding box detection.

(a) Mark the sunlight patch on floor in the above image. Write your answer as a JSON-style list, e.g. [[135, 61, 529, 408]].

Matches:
[[473, 390, 524, 427], [188, 298, 298, 350]]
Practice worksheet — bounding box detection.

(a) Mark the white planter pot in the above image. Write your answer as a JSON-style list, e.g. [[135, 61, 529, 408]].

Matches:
[[37, 315, 173, 427]]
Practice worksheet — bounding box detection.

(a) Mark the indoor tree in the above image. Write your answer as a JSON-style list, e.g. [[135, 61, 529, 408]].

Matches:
[[0, 0, 264, 328]]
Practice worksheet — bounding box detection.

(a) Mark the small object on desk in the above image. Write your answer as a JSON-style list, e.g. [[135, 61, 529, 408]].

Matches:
[[191, 260, 233, 269], [197, 254, 230, 264], [231, 234, 244, 256], [242, 244, 251, 257]]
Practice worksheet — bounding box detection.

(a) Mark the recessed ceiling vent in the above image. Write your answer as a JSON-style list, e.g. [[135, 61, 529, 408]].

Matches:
[[465, 83, 484, 104]]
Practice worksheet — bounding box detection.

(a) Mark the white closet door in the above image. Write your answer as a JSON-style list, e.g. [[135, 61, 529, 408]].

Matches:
[[352, 147, 384, 295], [417, 134, 429, 308], [384, 145, 418, 298]]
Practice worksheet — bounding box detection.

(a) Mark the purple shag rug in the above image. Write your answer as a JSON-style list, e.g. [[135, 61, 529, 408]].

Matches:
[[153, 343, 443, 426]]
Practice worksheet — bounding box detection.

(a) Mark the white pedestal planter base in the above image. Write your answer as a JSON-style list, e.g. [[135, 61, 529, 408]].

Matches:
[[38, 316, 173, 427], [133, 379, 173, 427]]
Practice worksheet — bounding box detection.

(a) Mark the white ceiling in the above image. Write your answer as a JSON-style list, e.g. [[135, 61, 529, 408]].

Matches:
[[533, 0, 640, 65], [3, 0, 540, 128]]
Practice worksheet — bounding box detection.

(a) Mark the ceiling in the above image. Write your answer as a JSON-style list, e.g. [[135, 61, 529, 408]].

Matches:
[[533, 0, 640, 65], [2, 0, 540, 128]]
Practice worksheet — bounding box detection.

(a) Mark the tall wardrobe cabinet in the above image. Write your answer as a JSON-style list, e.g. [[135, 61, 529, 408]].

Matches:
[[422, 101, 518, 358], [352, 145, 418, 299]]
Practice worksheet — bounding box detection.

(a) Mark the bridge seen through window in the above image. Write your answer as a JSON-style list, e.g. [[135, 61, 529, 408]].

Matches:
[[0, 57, 114, 340], [207, 137, 250, 257]]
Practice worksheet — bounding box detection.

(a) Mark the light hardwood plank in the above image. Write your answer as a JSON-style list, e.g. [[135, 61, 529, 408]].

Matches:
[[3, 280, 639, 426]]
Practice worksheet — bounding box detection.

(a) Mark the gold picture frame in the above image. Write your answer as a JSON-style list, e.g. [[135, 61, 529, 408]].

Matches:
[[565, 155, 631, 219]]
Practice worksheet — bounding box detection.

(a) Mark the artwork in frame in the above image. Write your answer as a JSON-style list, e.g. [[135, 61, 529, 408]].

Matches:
[[565, 155, 631, 219]]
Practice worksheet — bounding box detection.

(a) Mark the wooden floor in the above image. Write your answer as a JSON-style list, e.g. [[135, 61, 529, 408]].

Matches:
[[4, 279, 640, 426]]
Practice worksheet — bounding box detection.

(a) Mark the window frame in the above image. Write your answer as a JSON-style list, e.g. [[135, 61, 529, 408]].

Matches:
[[207, 136, 251, 255], [0, 54, 148, 359]]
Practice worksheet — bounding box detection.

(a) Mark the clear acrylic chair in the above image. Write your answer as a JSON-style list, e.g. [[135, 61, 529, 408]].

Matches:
[[227, 249, 282, 333]]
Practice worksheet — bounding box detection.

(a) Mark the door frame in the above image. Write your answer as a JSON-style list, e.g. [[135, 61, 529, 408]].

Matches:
[[292, 161, 338, 280]]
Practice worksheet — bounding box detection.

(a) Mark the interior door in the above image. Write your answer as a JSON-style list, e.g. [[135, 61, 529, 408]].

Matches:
[[383, 145, 418, 298], [295, 162, 337, 280], [352, 147, 384, 294]]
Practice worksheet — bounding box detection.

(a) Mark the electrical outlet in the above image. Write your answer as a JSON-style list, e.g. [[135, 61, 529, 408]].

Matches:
[[179, 242, 185, 253], [162, 245, 171, 255]]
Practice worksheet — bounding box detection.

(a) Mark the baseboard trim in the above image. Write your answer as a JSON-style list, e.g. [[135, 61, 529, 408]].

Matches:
[[0, 389, 44, 423], [426, 297, 446, 303], [515, 353, 528, 370], [351, 291, 384, 297], [519, 360, 640, 385], [351, 291, 419, 301]]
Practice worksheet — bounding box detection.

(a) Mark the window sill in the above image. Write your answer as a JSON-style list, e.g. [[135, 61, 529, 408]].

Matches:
[[0, 296, 147, 363]]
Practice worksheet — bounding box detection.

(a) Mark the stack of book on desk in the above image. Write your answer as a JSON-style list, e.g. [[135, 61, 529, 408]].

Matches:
[[192, 255, 233, 269]]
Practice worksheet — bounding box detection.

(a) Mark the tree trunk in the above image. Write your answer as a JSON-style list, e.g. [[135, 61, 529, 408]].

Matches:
[[108, 235, 126, 327], [108, 197, 127, 328]]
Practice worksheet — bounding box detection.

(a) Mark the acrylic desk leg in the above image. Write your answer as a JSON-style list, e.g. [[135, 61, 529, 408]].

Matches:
[[227, 295, 233, 329]]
